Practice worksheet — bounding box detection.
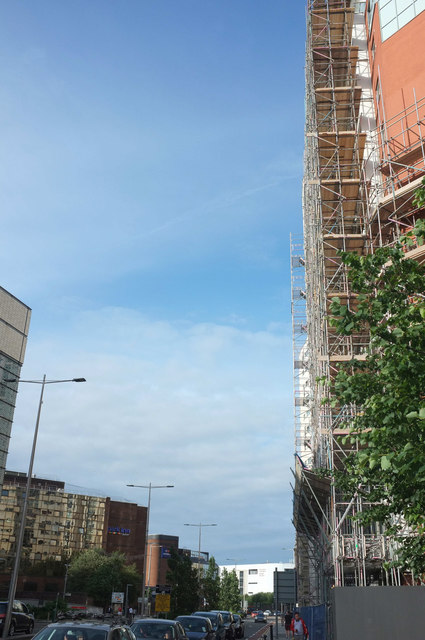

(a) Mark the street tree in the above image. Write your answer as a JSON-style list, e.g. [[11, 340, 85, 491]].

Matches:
[[219, 568, 240, 612], [202, 557, 221, 610], [245, 592, 274, 609], [166, 548, 200, 617], [67, 549, 140, 607], [326, 217, 425, 573], [21, 553, 71, 577]]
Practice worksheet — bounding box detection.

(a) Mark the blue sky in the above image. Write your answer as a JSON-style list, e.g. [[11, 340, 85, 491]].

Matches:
[[1, 0, 305, 565]]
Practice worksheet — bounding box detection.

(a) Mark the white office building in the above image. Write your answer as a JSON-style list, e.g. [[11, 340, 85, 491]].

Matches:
[[219, 562, 294, 601]]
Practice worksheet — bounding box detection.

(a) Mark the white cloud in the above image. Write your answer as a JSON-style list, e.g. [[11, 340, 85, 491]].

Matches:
[[7, 306, 295, 562]]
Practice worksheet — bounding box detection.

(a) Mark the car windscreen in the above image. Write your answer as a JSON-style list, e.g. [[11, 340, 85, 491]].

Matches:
[[220, 615, 230, 624], [193, 615, 216, 630], [32, 628, 108, 640], [177, 619, 208, 633], [131, 623, 176, 639]]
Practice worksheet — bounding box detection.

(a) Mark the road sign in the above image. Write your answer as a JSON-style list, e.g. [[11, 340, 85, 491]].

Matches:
[[154, 594, 171, 613], [273, 568, 296, 605], [111, 592, 125, 604]]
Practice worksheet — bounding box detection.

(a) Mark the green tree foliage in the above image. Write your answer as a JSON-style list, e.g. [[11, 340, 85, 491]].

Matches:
[[21, 554, 71, 577], [219, 568, 240, 612], [326, 218, 425, 573], [166, 548, 200, 617], [245, 593, 274, 609], [412, 177, 425, 210], [202, 557, 221, 610], [67, 549, 140, 607]]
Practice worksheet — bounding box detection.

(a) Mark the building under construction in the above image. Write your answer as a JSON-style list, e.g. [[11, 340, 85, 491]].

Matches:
[[292, 0, 425, 606]]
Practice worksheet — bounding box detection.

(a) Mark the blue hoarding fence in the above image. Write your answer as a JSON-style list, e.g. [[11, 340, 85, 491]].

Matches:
[[299, 604, 326, 640]]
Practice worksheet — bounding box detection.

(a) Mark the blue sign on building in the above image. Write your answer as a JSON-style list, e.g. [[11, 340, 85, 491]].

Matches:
[[108, 526, 131, 536]]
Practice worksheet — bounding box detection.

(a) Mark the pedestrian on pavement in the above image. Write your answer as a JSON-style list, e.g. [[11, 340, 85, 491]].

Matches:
[[290, 612, 308, 639], [128, 607, 134, 623], [283, 611, 293, 638]]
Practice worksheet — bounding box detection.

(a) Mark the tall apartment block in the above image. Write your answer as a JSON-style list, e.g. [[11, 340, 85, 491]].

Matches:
[[291, 0, 425, 606], [0, 288, 31, 491], [0, 471, 147, 574]]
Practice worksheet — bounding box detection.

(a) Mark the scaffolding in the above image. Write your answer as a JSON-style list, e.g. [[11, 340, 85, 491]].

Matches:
[[291, 0, 425, 605]]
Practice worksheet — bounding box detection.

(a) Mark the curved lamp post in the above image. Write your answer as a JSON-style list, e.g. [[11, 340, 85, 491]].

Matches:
[[127, 483, 174, 617], [2, 375, 86, 638], [184, 522, 217, 583]]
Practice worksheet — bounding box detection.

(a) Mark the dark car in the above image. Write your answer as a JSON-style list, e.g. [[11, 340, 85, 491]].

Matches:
[[254, 612, 266, 624], [175, 616, 215, 640], [0, 601, 35, 636], [231, 616, 244, 639], [30, 620, 135, 640], [209, 612, 235, 640], [131, 619, 188, 640], [191, 613, 225, 640]]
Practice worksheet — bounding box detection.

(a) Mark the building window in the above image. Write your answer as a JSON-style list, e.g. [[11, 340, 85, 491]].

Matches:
[[379, 0, 424, 42], [367, 0, 379, 31], [1, 490, 8, 496], [248, 569, 258, 575], [375, 77, 381, 106]]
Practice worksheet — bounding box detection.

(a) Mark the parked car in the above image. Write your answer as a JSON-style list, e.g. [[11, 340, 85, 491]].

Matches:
[[131, 619, 188, 640], [263, 611, 271, 617], [191, 612, 225, 640], [175, 616, 215, 640], [231, 615, 244, 639], [30, 620, 135, 640], [254, 612, 266, 624], [209, 612, 235, 640], [0, 601, 34, 636]]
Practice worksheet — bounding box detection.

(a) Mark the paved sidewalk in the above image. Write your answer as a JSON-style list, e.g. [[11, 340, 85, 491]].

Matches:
[[247, 623, 273, 640]]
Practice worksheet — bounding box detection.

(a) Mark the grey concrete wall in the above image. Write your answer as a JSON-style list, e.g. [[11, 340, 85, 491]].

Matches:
[[331, 586, 425, 640]]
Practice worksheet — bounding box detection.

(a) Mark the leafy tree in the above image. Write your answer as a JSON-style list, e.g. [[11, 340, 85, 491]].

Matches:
[[67, 549, 140, 607], [245, 592, 274, 609], [166, 548, 200, 617], [219, 568, 240, 612], [21, 553, 75, 577], [326, 218, 425, 573], [202, 557, 221, 610]]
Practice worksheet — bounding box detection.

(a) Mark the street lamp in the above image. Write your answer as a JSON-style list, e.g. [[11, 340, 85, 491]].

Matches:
[[63, 563, 70, 600], [127, 483, 174, 617], [125, 583, 133, 617], [2, 375, 86, 639], [184, 523, 217, 583]]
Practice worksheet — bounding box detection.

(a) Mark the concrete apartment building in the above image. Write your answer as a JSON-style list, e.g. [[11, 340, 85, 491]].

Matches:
[[0, 471, 147, 573], [0, 288, 31, 491], [292, 0, 425, 607], [0, 471, 209, 601]]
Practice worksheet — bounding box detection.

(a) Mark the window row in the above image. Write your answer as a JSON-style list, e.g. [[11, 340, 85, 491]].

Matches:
[[379, 0, 425, 41]]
